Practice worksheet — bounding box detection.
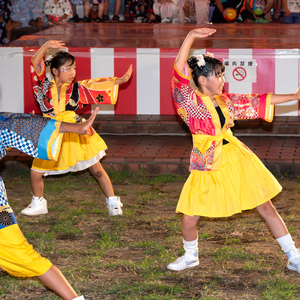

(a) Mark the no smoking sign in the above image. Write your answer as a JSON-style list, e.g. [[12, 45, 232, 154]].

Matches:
[[223, 59, 256, 83], [233, 67, 247, 81]]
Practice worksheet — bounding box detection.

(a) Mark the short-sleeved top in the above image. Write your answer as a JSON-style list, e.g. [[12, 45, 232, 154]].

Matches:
[[10, 0, 43, 27], [43, 0, 72, 19], [31, 59, 119, 117], [171, 65, 274, 171]]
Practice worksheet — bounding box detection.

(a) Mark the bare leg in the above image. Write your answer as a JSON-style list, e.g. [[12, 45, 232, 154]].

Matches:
[[98, 3, 105, 19], [84, 0, 91, 18], [25, 108, 99, 214], [256, 201, 289, 239], [274, 0, 282, 18], [37, 265, 78, 300], [104, 0, 109, 16], [31, 169, 45, 198], [59, 107, 99, 134], [37, 17, 45, 31], [167, 214, 200, 270], [5, 19, 22, 41], [181, 214, 200, 241], [89, 161, 114, 197], [114, 0, 122, 16], [72, 5, 77, 16]]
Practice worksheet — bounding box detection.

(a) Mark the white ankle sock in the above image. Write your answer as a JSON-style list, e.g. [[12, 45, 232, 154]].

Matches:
[[72, 296, 84, 300], [183, 238, 198, 253], [276, 234, 296, 254]]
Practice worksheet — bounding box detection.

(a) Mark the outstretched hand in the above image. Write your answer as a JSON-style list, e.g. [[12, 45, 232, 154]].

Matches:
[[175, 28, 216, 73], [190, 28, 217, 39], [115, 64, 133, 85], [295, 87, 300, 99], [80, 107, 99, 135], [58, 107, 100, 135], [46, 40, 66, 49]]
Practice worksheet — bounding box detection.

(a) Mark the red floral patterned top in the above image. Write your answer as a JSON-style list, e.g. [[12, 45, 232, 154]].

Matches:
[[31, 59, 119, 117], [172, 65, 274, 171]]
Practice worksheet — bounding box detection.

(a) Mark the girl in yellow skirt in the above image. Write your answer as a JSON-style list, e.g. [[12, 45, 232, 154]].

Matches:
[[21, 40, 132, 217], [0, 109, 98, 299], [168, 28, 300, 272]]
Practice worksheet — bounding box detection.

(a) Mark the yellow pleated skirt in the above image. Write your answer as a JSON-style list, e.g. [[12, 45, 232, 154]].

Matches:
[[32, 131, 107, 175], [177, 143, 282, 218], [0, 224, 52, 277]]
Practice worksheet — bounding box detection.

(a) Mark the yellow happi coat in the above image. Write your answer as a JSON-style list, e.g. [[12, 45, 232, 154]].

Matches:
[[31, 59, 119, 174]]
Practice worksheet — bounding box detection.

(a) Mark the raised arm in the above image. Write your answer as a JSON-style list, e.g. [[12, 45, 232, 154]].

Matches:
[[271, 87, 300, 104], [31, 40, 66, 74], [175, 28, 216, 74]]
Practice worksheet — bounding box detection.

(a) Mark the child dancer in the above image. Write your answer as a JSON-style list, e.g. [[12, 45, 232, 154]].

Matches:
[[21, 40, 132, 217], [0, 109, 98, 300], [168, 28, 300, 273]]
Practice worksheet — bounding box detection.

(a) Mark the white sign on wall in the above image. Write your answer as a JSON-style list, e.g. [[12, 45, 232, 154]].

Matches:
[[223, 59, 257, 83]]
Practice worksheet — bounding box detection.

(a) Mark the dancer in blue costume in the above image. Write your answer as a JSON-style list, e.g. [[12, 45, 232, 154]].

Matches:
[[0, 109, 98, 300]]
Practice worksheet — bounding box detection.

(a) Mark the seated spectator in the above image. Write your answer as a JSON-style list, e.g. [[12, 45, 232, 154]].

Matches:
[[176, 0, 210, 23], [153, 0, 180, 23], [103, 0, 122, 22], [104, 0, 126, 22], [282, 0, 300, 23], [0, 0, 21, 45], [83, 0, 104, 22], [43, 0, 72, 27], [0, 0, 11, 45], [10, 0, 45, 31], [127, 0, 157, 22], [240, 0, 273, 23], [183, 0, 210, 23]]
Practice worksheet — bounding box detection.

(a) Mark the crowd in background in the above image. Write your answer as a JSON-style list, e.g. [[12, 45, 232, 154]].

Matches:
[[0, 0, 299, 45]]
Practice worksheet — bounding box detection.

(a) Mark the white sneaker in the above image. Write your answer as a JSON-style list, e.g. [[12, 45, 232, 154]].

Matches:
[[21, 196, 48, 216], [106, 196, 123, 216], [161, 17, 171, 23], [167, 251, 199, 271], [134, 16, 145, 23], [287, 248, 300, 273], [119, 14, 125, 22]]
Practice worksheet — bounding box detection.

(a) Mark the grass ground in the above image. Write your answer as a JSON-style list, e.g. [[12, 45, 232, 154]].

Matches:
[[1, 169, 300, 299]]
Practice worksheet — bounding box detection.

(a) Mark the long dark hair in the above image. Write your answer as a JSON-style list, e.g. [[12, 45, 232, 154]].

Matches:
[[187, 55, 225, 88], [45, 51, 75, 76]]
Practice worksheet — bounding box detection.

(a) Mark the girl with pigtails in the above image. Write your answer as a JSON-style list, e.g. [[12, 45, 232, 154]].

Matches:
[[22, 40, 132, 218], [168, 28, 300, 273]]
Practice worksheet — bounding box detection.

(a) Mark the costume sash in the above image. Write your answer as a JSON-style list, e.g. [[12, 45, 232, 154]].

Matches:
[[43, 111, 76, 123], [192, 129, 252, 171]]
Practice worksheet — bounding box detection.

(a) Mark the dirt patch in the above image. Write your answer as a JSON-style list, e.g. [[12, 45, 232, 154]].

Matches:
[[1, 172, 300, 299]]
